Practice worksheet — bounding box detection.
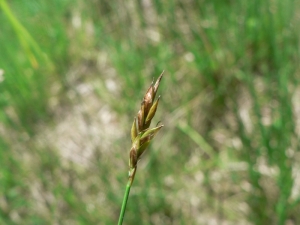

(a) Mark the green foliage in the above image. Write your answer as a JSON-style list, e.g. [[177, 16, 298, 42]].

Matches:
[[0, 0, 299, 224]]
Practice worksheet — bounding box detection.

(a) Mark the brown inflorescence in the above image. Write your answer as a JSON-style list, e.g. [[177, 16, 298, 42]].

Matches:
[[128, 72, 164, 183]]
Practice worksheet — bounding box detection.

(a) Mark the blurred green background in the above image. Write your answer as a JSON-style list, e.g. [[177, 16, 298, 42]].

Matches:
[[1, 0, 300, 224]]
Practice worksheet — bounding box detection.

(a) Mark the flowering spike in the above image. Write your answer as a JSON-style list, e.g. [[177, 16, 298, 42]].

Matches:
[[145, 96, 160, 124], [137, 102, 145, 131], [137, 140, 151, 158], [131, 117, 138, 143], [141, 125, 164, 140], [143, 85, 154, 115], [153, 71, 164, 100], [126, 72, 164, 182], [129, 148, 137, 169]]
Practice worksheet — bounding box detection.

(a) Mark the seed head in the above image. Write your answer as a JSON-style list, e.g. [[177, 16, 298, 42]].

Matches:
[[128, 72, 164, 173]]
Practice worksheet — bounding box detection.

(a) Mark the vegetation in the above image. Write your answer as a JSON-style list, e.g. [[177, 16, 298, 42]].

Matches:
[[0, 0, 299, 224]]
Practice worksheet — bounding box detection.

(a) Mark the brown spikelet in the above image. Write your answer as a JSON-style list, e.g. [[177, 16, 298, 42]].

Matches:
[[128, 72, 164, 179], [145, 96, 160, 124], [137, 102, 145, 131], [136, 72, 164, 132], [143, 85, 154, 114], [153, 71, 164, 99], [131, 117, 138, 143], [129, 148, 137, 169]]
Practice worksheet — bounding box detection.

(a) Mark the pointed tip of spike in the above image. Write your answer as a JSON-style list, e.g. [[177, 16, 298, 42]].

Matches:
[[157, 71, 164, 81], [153, 71, 164, 97]]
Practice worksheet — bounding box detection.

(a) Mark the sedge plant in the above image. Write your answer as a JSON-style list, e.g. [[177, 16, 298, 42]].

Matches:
[[117, 72, 164, 225]]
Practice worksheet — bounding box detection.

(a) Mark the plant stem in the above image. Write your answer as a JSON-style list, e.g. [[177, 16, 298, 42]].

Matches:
[[117, 180, 132, 225], [118, 167, 136, 225]]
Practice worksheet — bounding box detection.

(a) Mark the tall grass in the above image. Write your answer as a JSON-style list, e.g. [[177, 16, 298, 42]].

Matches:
[[0, 0, 299, 224]]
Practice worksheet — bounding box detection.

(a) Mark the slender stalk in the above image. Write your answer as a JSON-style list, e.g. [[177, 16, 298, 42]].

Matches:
[[118, 167, 136, 225], [117, 181, 131, 225]]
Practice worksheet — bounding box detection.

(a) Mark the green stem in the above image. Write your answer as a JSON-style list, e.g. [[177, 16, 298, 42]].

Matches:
[[118, 180, 132, 225], [118, 167, 136, 225]]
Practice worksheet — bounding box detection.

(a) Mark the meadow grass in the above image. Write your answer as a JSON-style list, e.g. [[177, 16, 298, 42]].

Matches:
[[0, 0, 300, 224]]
